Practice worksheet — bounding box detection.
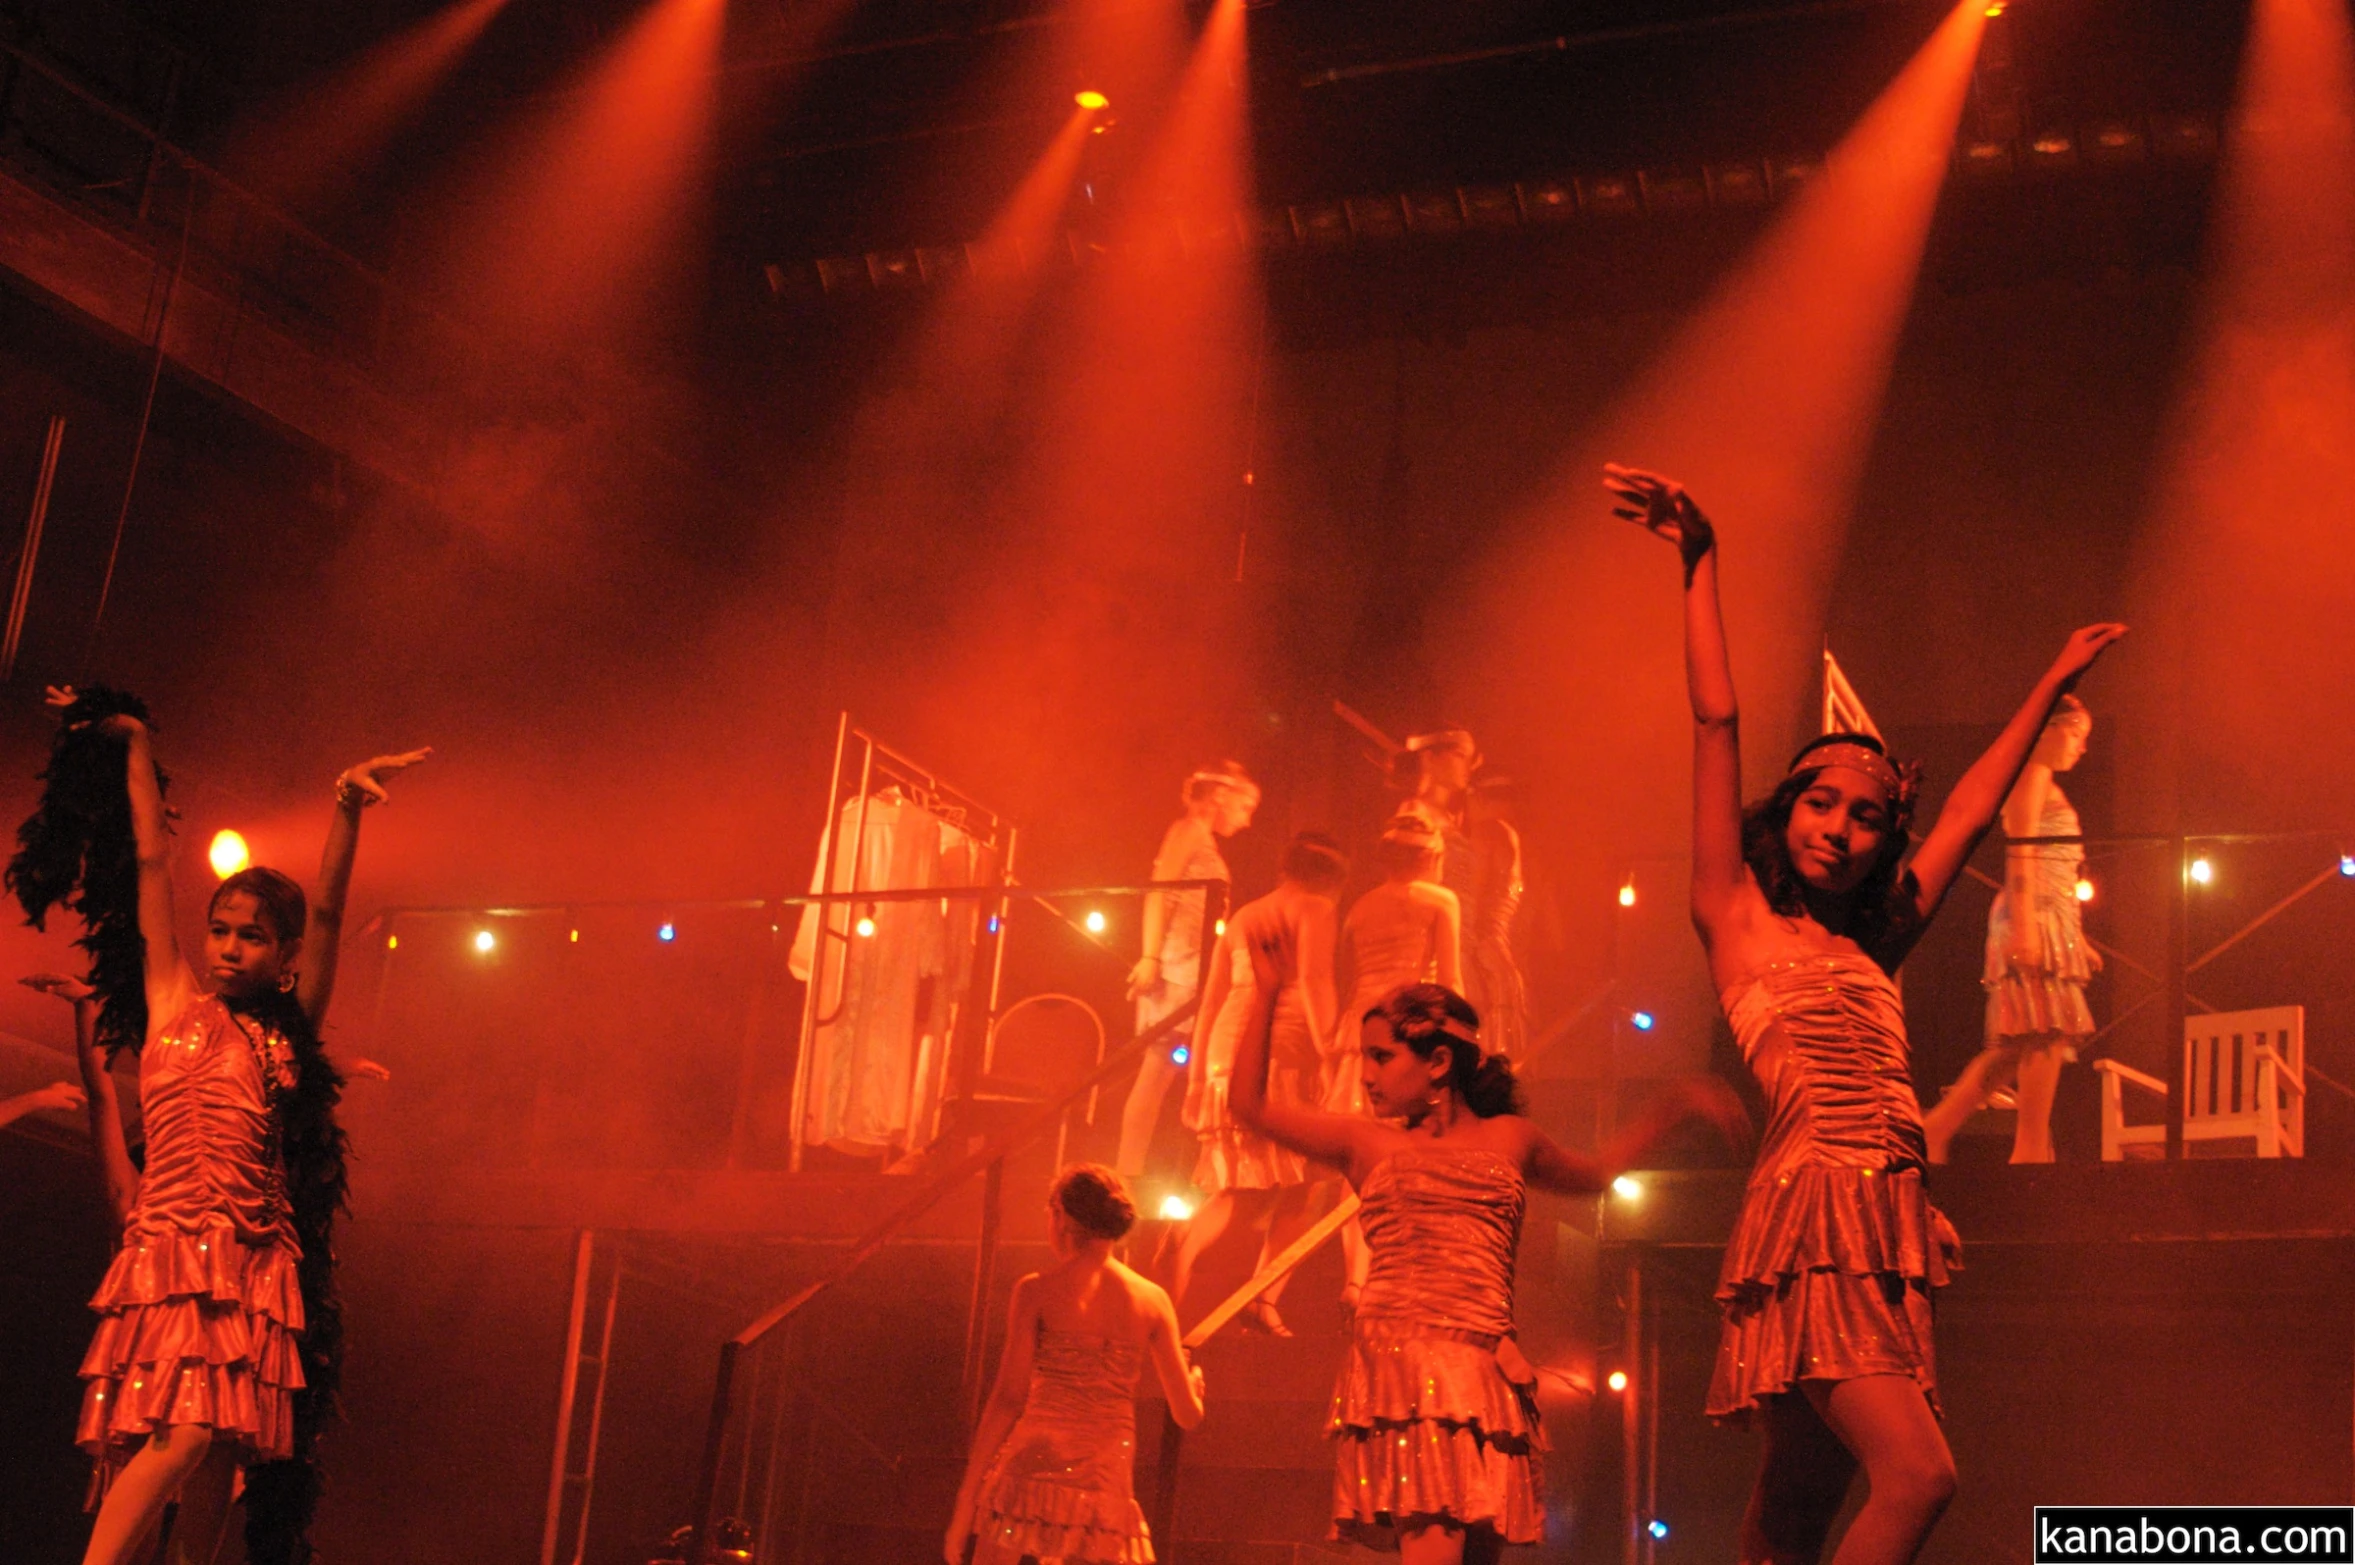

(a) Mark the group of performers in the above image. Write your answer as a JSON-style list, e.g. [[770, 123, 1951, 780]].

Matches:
[[951, 465, 2124, 1565], [6, 464, 2120, 1565]]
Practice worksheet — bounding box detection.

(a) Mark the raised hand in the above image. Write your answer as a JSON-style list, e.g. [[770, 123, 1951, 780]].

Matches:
[[22, 1080, 86, 1115], [2047, 624, 2128, 691], [43, 686, 141, 736], [22, 971, 96, 1004], [337, 747, 434, 807], [1604, 463, 1715, 580]]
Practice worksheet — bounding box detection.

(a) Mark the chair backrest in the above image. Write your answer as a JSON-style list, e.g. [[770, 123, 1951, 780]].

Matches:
[[2183, 1006, 2303, 1123]]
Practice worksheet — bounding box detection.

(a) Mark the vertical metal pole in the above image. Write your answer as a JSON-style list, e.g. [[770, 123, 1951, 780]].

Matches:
[[787, 713, 851, 1172], [690, 1339, 744, 1565], [1621, 1253, 1643, 1565], [540, 1230, 594, 1565], [962, 1155, 1007, 1430], [1644, 1279, 1661, 1565], [566, 1260, 623, 1565], [2167, 838, 2189, 1160], [134, 55, 183, 224]]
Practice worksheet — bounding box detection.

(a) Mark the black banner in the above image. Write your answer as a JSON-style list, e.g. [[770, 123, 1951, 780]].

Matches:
[[2034, 1508, 2355, 1564]]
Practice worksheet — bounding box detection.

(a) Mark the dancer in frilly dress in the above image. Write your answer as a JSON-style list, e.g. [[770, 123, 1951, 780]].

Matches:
[[947, 1165, 1206, 1565], [13, 686, 426, 1565], [1229, 973, 1741, 1565], [1610, 463, 2124, 1565]]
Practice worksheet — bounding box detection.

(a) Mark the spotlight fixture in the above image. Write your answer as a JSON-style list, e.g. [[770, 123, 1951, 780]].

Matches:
[[1630, 1011, 1657, 1032], [1649, 1519, 1672, 1541], [1074, 89, 1109, 111], [1171, 1044, 1191, 1067], [1617, 876, 1637, 909], [1158, 1193, 1195, 1221], [658, 922, 677, 942], [570, 928, 581, 943], [2188, 857, 2214, 886], [386, 934, 399, 951], [2075, 878, 2095, 903], [1612, 1175, 1643, 1200], [2339, 854, 2354, 878], [208, 829, 250, 880], [1084, 909, 1108, 935], [1214, 918, 1228, 937], [1607, 1370, 1629, 1393], [473, 929, 497, 954]]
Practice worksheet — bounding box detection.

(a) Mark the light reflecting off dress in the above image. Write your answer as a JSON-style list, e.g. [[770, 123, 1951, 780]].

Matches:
[[1983, 785, 2097, 1049], [1708, 953, 1960, 1424], [1329, 1147, 1543, 1545], [974, 1328, 1154, 1565]]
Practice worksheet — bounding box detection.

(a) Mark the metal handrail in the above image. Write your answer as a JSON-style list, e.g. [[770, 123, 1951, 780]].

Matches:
[[685, 993, 1203, 1560]]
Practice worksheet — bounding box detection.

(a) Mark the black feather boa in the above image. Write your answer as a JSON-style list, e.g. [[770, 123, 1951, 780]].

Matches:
[[7, 693, 349, 1564]]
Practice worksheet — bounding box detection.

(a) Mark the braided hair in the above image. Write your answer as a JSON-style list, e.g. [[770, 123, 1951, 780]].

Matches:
[[1365, 983, 1525, 1118]]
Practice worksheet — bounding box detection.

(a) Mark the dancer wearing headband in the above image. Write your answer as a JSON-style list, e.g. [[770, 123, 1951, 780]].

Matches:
[[1228, 970, 1741, 1565], [1610, 463, 2123, 1565], [1922, 696, 2100, 1164], [1115, 762, 1259, 1181]]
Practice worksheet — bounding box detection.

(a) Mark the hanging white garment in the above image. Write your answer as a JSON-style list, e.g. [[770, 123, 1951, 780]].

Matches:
[[790, 791, 990, 1155]]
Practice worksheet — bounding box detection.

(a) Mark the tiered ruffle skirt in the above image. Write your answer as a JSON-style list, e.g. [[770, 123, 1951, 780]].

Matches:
[[973, 1475, 1153, 1565], [78, 1219, 304, 1488], [1328, 1320, 1544, 1545], [1707, 1165, 1959, 1424]]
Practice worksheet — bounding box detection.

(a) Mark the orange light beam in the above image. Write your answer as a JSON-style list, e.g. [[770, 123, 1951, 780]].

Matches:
[[2131, 0, 2355, 816], [223, 0, 510, 208], [464, 0, 730, 346]]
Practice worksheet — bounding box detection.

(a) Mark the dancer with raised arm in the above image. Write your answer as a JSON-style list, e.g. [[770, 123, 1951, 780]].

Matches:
[[1171, 832, 1347, 1333], [1608, 463, 2123, 1565], [1230, 963, 1742, 1564], [1115, 764, 1259, 1181], [946, 1164, 1206, 1565], [17, 687, 426, 1565], [1922, 696, 2101, 1164]]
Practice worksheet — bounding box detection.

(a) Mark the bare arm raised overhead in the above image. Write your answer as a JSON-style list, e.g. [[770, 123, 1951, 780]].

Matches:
[[1229, 923, 1393, 1183], [25, 973, 134, 1224], [300, 748, 430, 1029]]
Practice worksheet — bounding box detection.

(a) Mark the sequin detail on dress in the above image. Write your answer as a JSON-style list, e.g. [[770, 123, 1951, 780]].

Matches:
[[1707, 954, 1959, 1424], [1328, 1148, 1543, 1545], [972, 1328, 1154, 1565], [78, 996, 305, 1490]]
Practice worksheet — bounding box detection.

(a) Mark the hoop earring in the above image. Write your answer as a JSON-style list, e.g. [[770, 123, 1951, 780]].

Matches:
[[278, 971, 298, 994]]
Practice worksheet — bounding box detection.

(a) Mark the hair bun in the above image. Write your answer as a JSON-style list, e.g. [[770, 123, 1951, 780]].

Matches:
[[1051, 1163, 1137, 1241]]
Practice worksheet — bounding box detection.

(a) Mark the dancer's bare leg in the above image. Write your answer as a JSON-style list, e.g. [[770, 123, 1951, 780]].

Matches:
[[163, 1444, 238, 1565], [1116, 1046, 1183, 1179], [1806, 1375, 1955, 1565], [1251, 1184, 1323, 1313], [1922, 1042, 2024, 1164], [84, 1425, 215, 1565], [2010, 1043, 2065, 1163], [1738, 1389, 1858, 1565], [1171, 1190, 1237, 1311]]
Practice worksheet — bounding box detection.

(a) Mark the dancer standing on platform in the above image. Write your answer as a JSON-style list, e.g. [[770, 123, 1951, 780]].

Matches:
[[15, 686, 427, 1565], [1396, 733, 1528, 1059], [947, 1164, 1206, 1565], [1922, 696, 2100, 1164], [1115, 764, 1259, 1181], [1229, 973, 1741, 1565], [1171, 832, 1346, 1332], [1610, 462, 2124, 1565]]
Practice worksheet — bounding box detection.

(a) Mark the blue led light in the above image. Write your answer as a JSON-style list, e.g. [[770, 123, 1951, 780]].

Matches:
[[2341, 855, 2355, 878], [1170, 1045, 1191, 1066], [1631, 1010, 1657, 1032], [987, 915, 1002, 933], [658, 923, 676, 942], [1649, 1519, 1670, 1540]]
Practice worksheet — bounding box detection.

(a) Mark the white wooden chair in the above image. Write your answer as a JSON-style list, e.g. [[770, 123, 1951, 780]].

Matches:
[[2093, 1006, 2306, 1160]]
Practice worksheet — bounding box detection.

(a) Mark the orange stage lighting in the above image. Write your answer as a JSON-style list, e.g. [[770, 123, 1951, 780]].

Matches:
[[1466, 0, 1987, 845], [2130, 0, 2355, 826], [459, 0, 729, 348], [1076, 90, 1111, 111], [208, 829, 251, 880], [223, 0, 510, 209]]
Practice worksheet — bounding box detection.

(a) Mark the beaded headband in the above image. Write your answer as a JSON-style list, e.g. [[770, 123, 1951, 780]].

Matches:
[[1792, 740, 1905, 799], [1187, 769, 1259, 797]]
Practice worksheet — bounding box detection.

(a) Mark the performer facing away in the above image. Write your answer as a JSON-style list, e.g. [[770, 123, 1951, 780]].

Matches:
[[1116, 763, 1260, 1180], [1395, 733, 1527, 1059], [1610, 462, 2124, 1565], [1171, 832, 1347, 1332], [1922, 696, 2100, 1164], [19, 687, 427, 1565], [1229, 973, 1741, 1565], [947, 1164, 1206, 1565]]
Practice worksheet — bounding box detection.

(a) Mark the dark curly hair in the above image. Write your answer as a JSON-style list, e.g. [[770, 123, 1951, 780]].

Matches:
[[208, 868, 352, 1565], [6, 686, 168, 1062], [1050, 1163, 1137, 1241], [1741, 733, 1923, 964], [1365, 983, 1524, 1118]]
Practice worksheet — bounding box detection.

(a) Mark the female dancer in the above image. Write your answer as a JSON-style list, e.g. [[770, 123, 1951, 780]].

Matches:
[[1610, 462, 2123, 1565], [1171, 832, 1345, 1332], [1230, 971, 1740, 1564], [1115, 764, 1259, 1180], [33, 687, 426, 1565], [1923, 697, 2100, 1164], [946, 1164, 1206, 1565]]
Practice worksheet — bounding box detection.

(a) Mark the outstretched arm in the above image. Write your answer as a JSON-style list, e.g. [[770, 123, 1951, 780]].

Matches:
[[1900, 626, 2125, 943], [1606, 468, 1744, 941], [1522, 1076, 1752, 1195], [300, 748, 430, 1028], [947, 1274, 1039, 1565], [1230, 930, 1390, 1180], [25, 974, 137, 1224]]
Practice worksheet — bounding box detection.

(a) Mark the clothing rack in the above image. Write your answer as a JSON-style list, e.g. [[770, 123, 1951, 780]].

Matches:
[[783, 714, 1019, 1172]]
